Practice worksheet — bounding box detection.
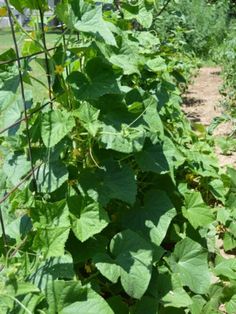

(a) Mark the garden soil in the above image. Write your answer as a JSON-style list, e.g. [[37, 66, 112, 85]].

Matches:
[[183, 66, 236, 168]]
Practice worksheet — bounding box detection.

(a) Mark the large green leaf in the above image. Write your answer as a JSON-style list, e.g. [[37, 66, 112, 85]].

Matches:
[[163, 136, 186, 168], [67, 235, 108, 263], [209, 179, 228, 202], [136, 31, 160, 53], [0, 280, 39, 297], [217, 207, 230, 225], [62, 294, 114, 314], [78, 161, 137, 205], [60, 283, 114, 314], [182, 192, 215, 229], [109, 54, 142, 75], [185, 147, 219, 178], [99, 123, 145, 153], [17, 294, 44, 314], [169, 238, 211, 294], [162, 288, 192, 308], [122, 190, 176, 246], [122, 2, 153, 28], [214, 259, 236, 280], [107, 296, 129, 314], [94, 253, 120, 284], [3, 153, 31, 186], [9, 0, 48, 12], [36, 160, 68, 193], [47, 281, 114, 314], [68, 194, 109, 242], [94, 229, 153, 299], [143, 96, 164, 138], [146, 56, 167, 73], [74, 6, 117, 46], [67, 57, 121, 100], [0, 87, 32, 135], [0, 92, 18, 131], [0, 280, 40, 314], [73, 102, 100, 136], [133, 296, 159, 314], [2, 215, 32, 243], [135, 142, 169, 174], [99, 108, 146, 153], [31, 200, 70, 257], [223, 231, 236, 251], [41, 110, 75, 147], [0, 48, 17, 67], [55, 1, 78, 29], [46, 281, 73, 314], [225, 295, 236, 314], [189, 295, 206, 314], [29, 255, 74, 290]]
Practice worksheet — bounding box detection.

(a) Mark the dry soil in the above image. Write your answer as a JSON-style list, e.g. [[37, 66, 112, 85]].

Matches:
[[183, 67, 236, 168]]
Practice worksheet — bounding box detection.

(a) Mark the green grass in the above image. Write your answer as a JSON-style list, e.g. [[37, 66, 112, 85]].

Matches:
[[0, 29, 61, 52], [0, 29, 18, 51], [200, 58, 218, 67], [26, 61, 50, 103]]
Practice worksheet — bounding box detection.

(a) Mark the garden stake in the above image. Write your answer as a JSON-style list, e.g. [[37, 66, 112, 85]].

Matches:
[[4, 0, 37, 193]]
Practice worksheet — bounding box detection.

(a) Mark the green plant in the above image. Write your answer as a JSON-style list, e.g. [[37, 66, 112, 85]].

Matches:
[[0, 1, 236, 313], [154, 0, 229, 58], [212, 19, 236, 141]]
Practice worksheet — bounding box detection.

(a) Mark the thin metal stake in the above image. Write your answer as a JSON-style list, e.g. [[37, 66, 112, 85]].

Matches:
[[38, 6, 53, 104], [0, 98, 55, 135], [0, 164, 42, 207], [61, 23, 69, 77], [4, 0, 37, 193], [0, 208, 7, 254], [0, 46, 58, 66]]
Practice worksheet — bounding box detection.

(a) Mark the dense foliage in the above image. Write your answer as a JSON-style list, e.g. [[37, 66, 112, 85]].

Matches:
[[155, 0, 229, 58], [216, 21, 236, 102], [0, 1, 236, 313], [212, 18, 236, 154]]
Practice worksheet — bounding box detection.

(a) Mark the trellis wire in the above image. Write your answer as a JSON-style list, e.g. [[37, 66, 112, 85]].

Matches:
[[38, 6, 53, 104], [0, 98, 56, 135], [61, 23, 70, 78], [0, 46, 58, 66], [0, 1, 62, 253], [0, 164, 42, 207], [0, 209, 7, 255], [4, 0, 37, 192], [155, 0, 172, 17]]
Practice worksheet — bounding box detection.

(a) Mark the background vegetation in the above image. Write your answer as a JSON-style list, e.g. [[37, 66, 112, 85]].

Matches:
[[154, 0, 230, 58]]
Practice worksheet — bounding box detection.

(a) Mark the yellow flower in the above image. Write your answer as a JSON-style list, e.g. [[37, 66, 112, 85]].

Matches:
[[185, 173, 195, 182], [0, 7, 7, 17], [72, 148, 82, 158], [85, 264, 92, 274], [44, 25, 49, 32], [67, 179, 77, 186], [30, 31, 36, 39], [55, 64, 64, 75], [127, 22, 133, 30]]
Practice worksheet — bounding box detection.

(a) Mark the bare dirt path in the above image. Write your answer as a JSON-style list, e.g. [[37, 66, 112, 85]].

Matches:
[[183, 66, 236, 168], [183, 67, 222, 125]]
